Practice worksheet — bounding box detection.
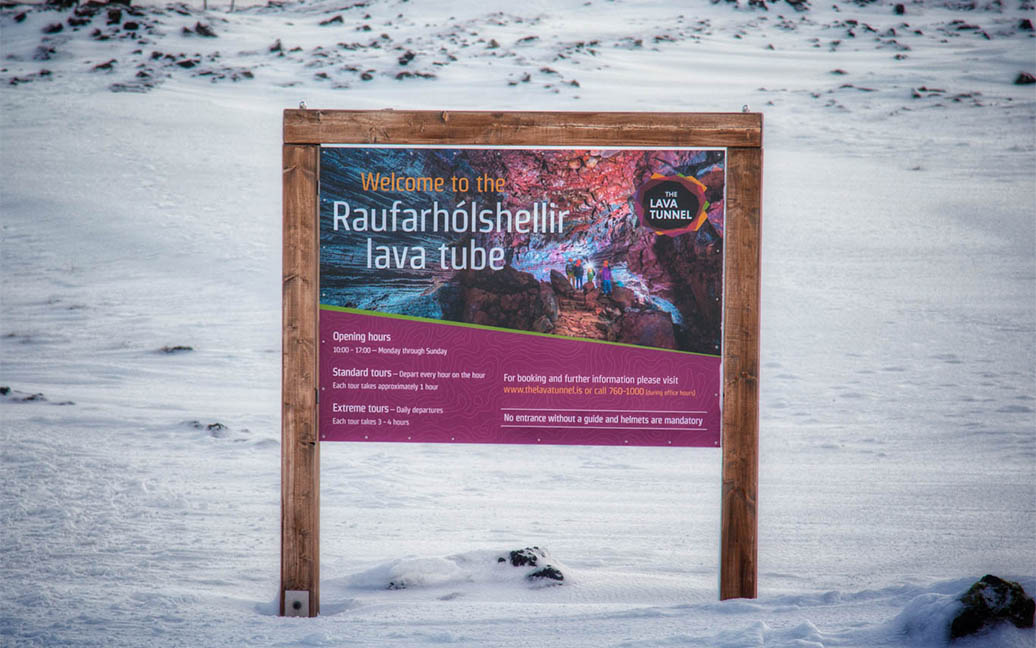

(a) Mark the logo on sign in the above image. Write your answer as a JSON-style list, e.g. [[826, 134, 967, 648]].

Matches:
[[633, 173, 710, 236]]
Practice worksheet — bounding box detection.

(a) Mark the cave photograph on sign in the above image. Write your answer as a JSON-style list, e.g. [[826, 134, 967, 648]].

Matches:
[[319, 146, 726, 356]]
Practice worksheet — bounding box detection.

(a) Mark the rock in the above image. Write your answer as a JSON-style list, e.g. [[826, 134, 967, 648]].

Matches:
[[951, 575, 1034, 639], [618, 310, 677, 349], [893, 3, 905, 14], [447, 266, 559, 332], [528, 566, 563, 582], [505, 547, 544, 567], [43, 22, 64, 34], [499, 547, 565, 585], [320, 15, 344, 25], [160, 345, 193, 353], [531, 315, 553, 333], [1015, 72, 1036, 85], [606, 284, 637, 310], [0, 386, 9, 395], [550, 269, 575, 297], [1020, 18, 1034, 31], [92, 59, 117, 71], [193, 22, 217, 38]]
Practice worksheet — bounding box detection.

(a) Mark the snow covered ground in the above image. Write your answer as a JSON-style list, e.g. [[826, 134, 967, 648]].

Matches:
[[1, 0, 1034, 645]]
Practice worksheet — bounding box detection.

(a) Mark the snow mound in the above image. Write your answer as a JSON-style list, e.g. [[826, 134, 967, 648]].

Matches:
[[347, 547, 570, 591]]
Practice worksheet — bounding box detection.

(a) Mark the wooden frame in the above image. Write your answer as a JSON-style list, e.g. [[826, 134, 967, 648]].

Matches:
[[281, 110, 762, 614]]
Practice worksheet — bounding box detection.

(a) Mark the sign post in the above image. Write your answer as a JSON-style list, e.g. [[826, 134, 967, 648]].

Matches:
[[281, 110, 762, 615]]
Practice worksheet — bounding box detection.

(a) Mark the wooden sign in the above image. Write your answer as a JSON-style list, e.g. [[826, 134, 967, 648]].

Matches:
[[282, 110, 762, 616]]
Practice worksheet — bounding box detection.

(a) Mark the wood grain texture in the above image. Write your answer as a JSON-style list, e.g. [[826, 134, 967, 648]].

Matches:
[[281, 144, 320, 616], [720, 145, 763, 600], [283, 110, 762, 148]]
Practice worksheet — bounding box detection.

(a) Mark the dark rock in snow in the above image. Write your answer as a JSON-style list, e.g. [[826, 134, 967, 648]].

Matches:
[[528, 566, 564, 582], [398, 50, 415, 65], [1020, 18, 1034, 31], [43, 22, 65, 34], [34, 46, 56, 61], [893, 3, 905, 14], [1015, 72, 1036, 85], [92, 59, 117, 71], [14, 12, 26, 22], [499, 547, 566, 584], [320, 15, 344, 25], [506, 547, 544, 567], [1, 387, 59, 403], [160, 345, 194, 353], [951, 575, 1035, 639], [193, 22, 218, 38]]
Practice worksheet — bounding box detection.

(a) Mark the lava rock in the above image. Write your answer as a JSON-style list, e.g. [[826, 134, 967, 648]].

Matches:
[[550, 269, 576, 297], [605, 284, 637, 310], [528, 566, 564, 582], [506, 547, 544, 567], [449, 266, 559, 332], [951, 575, 1035, 639], [193, 22, 217, 38], [531, 315, 553, 333], [618, 310, 677, 349]]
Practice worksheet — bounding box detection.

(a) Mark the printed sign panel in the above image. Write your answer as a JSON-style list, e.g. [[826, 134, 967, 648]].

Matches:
[[318, 146, 725, 446]]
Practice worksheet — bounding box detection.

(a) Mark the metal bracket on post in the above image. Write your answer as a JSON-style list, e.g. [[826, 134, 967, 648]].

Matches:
[[284, 590, 310, 617]]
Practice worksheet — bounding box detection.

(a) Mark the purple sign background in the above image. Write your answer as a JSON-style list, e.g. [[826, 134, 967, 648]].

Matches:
[[320, 308, 720, 446]]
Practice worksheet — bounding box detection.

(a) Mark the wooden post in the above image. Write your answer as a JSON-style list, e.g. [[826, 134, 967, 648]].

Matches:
[[720, 146, 763, 600], [281, 143, 320, 616]]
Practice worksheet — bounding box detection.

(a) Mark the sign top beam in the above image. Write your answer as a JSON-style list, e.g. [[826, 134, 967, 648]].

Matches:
[[283, 110, 762, 148]]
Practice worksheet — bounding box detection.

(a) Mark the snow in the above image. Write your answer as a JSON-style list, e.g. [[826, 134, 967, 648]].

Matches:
[[2, 0, 1034, 645]]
